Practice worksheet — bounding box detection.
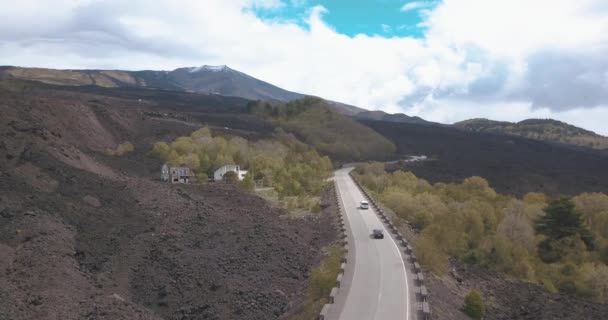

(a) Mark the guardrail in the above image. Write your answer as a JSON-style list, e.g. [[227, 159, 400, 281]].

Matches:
[[349, 171, 432, 320], [318, 182, 350, 320]]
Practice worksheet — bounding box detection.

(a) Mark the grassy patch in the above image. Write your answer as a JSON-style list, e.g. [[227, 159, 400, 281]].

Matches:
[[288, 244, 345, 320]]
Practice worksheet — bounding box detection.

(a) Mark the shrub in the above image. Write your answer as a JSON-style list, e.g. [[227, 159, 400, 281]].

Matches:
[[463, 289, 486, 319], [106, 141, 134, 156], [223, 171, 239, 184]]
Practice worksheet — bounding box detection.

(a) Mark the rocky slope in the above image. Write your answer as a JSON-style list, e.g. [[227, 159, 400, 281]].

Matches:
[[0, 79, 336, 320]]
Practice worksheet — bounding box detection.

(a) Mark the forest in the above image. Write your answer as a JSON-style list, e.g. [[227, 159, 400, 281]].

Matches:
[[354, 163, 608, 303], [151, 127, 333, 210]]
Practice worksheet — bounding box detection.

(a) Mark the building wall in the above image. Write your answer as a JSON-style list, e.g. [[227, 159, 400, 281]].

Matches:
[[214, 165, 246, 181], [164, 165, 194, 184], [161, 164, 169, 181]]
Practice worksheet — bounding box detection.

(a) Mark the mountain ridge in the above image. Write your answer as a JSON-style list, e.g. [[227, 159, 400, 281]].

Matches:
[[354, 109, 435, 125], [0, 65, 365, 115], [454, 118, 608, 150]]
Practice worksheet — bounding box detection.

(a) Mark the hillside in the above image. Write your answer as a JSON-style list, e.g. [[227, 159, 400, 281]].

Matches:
[[0, 66, 364, 115], [0, 79, 338, 320], [454, 118, 608, 150], [249, 98, 396, 161], [360, 119, 608, 197]]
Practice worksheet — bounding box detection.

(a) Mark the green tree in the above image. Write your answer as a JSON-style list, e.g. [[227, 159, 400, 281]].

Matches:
[[463, 289, 486, 320], [191, 127, 211, 139], [536, 198, 595, 263], [151, 141, 171, 160]]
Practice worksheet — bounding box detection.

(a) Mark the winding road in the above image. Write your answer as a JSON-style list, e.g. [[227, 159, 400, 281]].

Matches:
[[328, 167, 416, 320]]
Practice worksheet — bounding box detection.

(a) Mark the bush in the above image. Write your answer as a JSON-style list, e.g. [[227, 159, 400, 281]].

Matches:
[[223, 171, 239, 184], [463, 289, 486, 319], [106, 141, 134, 156]]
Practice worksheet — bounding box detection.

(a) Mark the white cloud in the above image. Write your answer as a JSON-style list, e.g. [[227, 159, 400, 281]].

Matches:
[[401, 1, 435, 12], [0, 0, 607, 135], [408, 100, 608, 135], [424, 0, 608, 58]]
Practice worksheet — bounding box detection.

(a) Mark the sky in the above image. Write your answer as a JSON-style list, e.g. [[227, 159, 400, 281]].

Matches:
[[1, 0, 608, 135]]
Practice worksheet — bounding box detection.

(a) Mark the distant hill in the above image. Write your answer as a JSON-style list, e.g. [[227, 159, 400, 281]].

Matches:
[[248, 97, 396, 161], [0, 65, 364, 115], [454, 118, 608, 150], [355, 110, 433, 125]]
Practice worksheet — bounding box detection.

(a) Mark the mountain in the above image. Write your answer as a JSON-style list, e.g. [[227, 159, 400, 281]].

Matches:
[[160, 65, 304, 101], [0, 65, 364, 115], [354, 110, 433, 125], [454, 118, 608, 150]]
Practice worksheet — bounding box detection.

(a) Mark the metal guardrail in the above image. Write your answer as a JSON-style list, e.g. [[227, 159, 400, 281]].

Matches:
[[319, 182, 350, 320]]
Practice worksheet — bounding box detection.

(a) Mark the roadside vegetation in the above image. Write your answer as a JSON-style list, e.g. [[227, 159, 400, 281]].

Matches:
[[463, 289, 486, 320], [151, 127, 332, 210], [289, 244, 345, 320], [248, 97, 396, 161], [354, 163, 608, 303]]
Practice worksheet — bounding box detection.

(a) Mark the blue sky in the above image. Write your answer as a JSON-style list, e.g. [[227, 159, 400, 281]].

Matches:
[[252, 0, 437, 38]]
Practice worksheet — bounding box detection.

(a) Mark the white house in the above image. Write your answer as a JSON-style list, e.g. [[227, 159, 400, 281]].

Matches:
[[214, 165, 247, 181]]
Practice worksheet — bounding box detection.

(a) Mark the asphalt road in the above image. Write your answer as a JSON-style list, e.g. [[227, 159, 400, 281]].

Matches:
[[330, 167, 413, 320]]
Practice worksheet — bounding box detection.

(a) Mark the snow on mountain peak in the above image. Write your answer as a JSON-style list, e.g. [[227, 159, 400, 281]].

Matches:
[[189, 65, 229, 73]]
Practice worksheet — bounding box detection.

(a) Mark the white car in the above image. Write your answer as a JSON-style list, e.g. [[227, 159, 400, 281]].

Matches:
[[360, 200, 369, 210]]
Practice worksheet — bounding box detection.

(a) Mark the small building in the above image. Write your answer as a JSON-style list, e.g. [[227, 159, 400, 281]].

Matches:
[[161, 164, 195, 184], [214, 164, 247, 181]]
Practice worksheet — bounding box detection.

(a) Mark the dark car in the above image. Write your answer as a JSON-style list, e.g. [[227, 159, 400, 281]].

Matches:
[[372, 229, 384, 239]]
